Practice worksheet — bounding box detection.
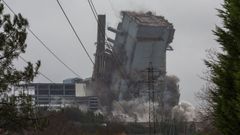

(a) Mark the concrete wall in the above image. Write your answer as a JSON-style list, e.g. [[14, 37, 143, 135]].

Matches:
[[76, 83, 86, 97], [109, 12, 175, 101]]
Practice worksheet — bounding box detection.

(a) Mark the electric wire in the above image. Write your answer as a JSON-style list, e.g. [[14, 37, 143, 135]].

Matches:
[[88, 0, 116, 40], [87, 0, 114, 54], [87, 0, 112, 49], [19, 56, 55, 83], [2, 0, 82, 78], [88, 0, 98, 22], [1, 2, 60, 132], [56, 0, 94, 65], [106, 0, 119, 19], [87, 0, 129, 80]]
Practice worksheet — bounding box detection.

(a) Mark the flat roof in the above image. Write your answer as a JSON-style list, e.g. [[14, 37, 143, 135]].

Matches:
[[122, 11, 172, 27], [15, 83, 75, 87]]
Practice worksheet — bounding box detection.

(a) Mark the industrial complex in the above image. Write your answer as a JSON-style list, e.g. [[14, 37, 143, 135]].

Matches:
[[91, 11, 178, 118], [15, 78, 98, 111], [12, 11, 198, 135], [15, 11, 179, 120]]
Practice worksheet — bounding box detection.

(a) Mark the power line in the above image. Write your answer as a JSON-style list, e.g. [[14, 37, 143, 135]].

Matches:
[[56, 0, 94, 65], [19, 56, 55, 83], [27, 29, 82, 77], [57, 0, 128, 81], [106, 0, 119, 19], [87, 3, 128, 80], [87, 0, 130, 80], [88, 0, 111, 44], [87, 0, 112, 49], [88, 0, 98, 21], [2, 0, 82, 78]]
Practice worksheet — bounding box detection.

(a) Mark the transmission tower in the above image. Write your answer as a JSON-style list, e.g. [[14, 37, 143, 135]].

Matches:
[[142, 62, 162, 135]]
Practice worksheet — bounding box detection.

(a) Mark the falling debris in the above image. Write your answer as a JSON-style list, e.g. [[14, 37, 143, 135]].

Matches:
[[89, 11, 179, 121]]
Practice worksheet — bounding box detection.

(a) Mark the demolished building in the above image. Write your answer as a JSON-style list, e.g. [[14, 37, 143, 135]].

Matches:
[[91, 11, 179, 115]]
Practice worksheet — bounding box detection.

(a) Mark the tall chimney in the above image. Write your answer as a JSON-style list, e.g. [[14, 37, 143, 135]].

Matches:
[[93, 15, 106, 79]]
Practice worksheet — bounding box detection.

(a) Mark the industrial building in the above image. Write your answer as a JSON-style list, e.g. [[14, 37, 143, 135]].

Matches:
[[92, 11, 175, 105], [111, 11, 174, 99], [14, 78, 99, 111]]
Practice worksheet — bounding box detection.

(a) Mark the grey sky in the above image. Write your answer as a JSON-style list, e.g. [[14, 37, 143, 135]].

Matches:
[[6, 0, 223, 105]]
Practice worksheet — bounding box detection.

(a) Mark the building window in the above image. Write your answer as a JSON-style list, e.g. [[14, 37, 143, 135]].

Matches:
[[38, 90, 49, 95], [38, 85, 49, 89], [38, 97, 49, 101], [50, 84, 63, 90], [38, 101, 50, 104], [64, 84, 75, 90], [65, 90, 75, 95], [50, 90, 64, 95]]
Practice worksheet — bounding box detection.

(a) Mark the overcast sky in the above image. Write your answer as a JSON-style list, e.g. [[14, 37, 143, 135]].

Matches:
[[5, 0, 223, 105]]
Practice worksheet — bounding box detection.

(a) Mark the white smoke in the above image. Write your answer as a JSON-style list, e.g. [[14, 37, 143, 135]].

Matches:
[[110, 98, 159, 122], [172, 101, 196, 122], [48, 96, 89, 112], [90, 75, 182, 122], [163, 75, 180, 112]]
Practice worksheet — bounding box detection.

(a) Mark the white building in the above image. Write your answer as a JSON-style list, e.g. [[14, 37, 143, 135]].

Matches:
[[14, 78, 99, 111]]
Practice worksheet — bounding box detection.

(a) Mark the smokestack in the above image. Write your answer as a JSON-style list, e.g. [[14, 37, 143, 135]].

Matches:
[[97, 15, 106, 53], [93, 15, 106, 79]]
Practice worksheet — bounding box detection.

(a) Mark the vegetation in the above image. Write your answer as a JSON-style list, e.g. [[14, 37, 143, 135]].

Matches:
[[202, 0, 240, 134], [38, 108, 125, 135], [0, 0, 43, 134]]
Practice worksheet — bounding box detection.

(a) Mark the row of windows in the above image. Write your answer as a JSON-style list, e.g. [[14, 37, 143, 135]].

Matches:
[[50, 90, 63, 95], [36, 84, 75, 90], [36, 90, 75, 95], [65, 90, 75, 95], [37, 101, 50, 104], [37, 100, 89, 105], [38, 90, 48, 95], [89, 101, 98, 104], [37, 97, 49, 100]]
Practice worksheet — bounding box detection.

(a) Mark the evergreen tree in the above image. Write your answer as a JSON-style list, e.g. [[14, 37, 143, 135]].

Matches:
[[204, 0, 240, 134], [0, 0, 43, 133]]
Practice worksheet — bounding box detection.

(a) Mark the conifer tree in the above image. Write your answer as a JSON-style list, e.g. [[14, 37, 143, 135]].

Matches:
[[204, 0, 240, 134], [0, 0, 43, 133]]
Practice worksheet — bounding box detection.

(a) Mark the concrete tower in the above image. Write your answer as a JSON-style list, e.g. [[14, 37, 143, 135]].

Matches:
[[108, 11, 175, 101]]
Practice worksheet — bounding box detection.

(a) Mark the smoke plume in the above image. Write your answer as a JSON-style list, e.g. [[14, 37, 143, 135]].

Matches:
[[172, 101, 196, 122], [110, 98, 157, 122], [89, 75, 181, 122]]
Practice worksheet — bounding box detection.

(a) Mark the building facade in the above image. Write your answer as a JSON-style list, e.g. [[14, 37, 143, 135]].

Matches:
[[15, 79, 99, 111], [107, 11, 175, 101]]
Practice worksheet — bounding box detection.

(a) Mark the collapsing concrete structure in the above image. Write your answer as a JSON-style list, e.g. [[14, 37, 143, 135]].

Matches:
[[109, 11, 174, 99], [91, 11, 177, 115]]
